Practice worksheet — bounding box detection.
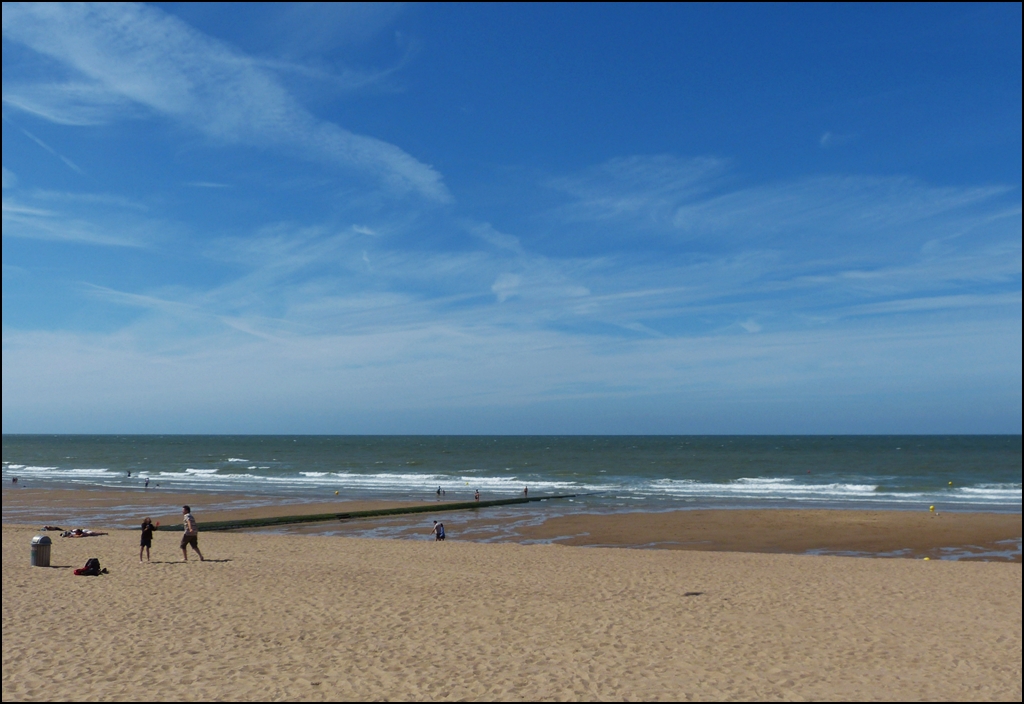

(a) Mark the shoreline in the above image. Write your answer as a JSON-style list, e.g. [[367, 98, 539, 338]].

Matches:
[[4, 486, 1020, 561], [1, 486, 425, 527]]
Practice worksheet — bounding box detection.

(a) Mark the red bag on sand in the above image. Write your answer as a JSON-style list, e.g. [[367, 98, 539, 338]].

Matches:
[[74, 558, 104, 576]]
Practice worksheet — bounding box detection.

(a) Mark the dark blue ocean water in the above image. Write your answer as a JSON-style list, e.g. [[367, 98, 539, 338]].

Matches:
[[3, 435, 1020, 514]]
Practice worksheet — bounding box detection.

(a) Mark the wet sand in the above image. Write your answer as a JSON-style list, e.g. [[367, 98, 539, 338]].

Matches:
[[4, 487, 1020, 561], [1, 487, 419, 528], [519, 509, 1023, 561], [241, 506, 1022, 561]]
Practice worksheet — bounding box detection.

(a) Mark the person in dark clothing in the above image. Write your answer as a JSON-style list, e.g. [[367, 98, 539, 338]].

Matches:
[[139, 517, 156, 562]]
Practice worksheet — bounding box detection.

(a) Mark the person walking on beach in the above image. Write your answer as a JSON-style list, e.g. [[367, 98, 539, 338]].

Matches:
[[139, 517, 156, 562], [430, 520, 446, 541], [180, 505, 205, 562]]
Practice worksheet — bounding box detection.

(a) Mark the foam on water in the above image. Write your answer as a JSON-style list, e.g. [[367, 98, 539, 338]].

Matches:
[[956, 484, 1023, 501], [2, 435, 1020, 513]]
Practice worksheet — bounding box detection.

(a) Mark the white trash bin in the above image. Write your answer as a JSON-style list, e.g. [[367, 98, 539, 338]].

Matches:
[[31, 535, 52, 567]]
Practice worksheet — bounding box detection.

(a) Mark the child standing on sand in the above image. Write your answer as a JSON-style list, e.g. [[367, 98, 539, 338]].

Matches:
[[139, 517, 156, 562]]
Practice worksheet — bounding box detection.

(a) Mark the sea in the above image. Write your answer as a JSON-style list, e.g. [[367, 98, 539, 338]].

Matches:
[[3, 434, 1020, 514]]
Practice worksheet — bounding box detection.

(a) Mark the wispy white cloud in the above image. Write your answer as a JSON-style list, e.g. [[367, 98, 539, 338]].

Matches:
[[841, 292, 1022, 317], [2, 141, 1018, 430], [206, 3, 407, 58], [11, 124, 84, 174], [184, 181, 230, 189], [1, 184, 165, 248], [467, 221, 525, 254], [491, 273, 522, 302], [1, 2, 449, 201], [669, 175, 1010, 244], [3, 212, 1019, 432], [549, 154, 727, 225], [2, 80, 139, 126], [1, 196, 150, 247], [28, 189, 148, 210], [4, 308, 1019, 433], [550, 156, 1015, 260], [74, 202, 1014, 352], [6, 147, 1010, 347], [819, 131, 854, 148], [82, 284, 206, 318], [252, 50, 411, 95]]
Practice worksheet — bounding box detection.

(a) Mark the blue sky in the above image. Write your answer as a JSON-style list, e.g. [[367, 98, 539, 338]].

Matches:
[[2, 3, 1021, 434]]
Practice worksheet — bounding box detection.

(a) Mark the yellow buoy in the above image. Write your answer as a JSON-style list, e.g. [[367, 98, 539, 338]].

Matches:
[[923, 557, 930, 561], [334, 491, 339, 495], [929, 505, 935, 511], [948, 481, 953, 486]]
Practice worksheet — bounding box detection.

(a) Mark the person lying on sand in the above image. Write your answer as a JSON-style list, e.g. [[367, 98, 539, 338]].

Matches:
[[60, 528, 108, 538]]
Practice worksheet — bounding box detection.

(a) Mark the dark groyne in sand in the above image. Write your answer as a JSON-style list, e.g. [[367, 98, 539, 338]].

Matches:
[[155, 494, 579, 532]]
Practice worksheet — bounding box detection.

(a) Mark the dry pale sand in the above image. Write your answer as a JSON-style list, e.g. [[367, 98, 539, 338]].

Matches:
[[2, 523, 1021, 702]]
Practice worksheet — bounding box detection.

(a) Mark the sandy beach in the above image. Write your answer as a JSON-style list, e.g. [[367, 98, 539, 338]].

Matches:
[[3, 509, 1022, 701]]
